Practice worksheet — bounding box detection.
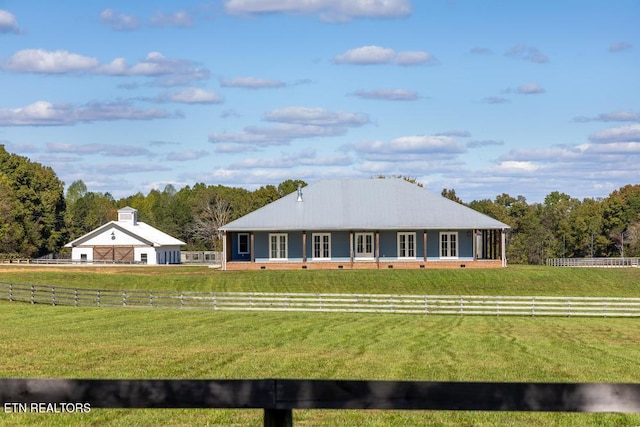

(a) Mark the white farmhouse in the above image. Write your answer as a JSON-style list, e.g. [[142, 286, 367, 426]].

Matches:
[[65, 207, 185, 264]]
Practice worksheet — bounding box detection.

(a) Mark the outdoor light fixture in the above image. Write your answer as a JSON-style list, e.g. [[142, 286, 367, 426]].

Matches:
[[111, 231, 116, 240]]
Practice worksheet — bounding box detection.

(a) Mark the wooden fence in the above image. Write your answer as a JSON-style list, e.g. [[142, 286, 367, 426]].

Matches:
[[1, 378, 639, 426], [2, 282, 640, 317], [547, 257, 640, 267]]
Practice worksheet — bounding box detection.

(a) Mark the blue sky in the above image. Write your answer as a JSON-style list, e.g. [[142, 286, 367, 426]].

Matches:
[[0, 1, 638, 203]]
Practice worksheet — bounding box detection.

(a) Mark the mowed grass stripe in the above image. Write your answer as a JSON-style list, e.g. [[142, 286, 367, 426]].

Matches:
[[1, 305, 639, 426], [1, 265, 639, 425], [1, 304, 638, 382]]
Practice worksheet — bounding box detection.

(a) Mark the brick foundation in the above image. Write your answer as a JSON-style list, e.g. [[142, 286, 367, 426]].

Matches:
[[224, 259, 504, 270]]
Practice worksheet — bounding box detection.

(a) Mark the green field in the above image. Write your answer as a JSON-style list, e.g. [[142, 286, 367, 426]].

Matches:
[[1, 264, 639, 296], [0, 265, 639, 426]]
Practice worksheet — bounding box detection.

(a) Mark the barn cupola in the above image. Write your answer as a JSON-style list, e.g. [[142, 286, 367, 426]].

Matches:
[[117, 206, 138, 225]]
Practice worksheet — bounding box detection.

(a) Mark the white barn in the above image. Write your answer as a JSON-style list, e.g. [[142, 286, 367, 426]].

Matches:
[[65, 207, 185, 264]]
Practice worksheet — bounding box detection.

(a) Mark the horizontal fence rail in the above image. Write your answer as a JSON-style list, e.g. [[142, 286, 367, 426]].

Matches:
[[1, 378, 639, 426], [547, 257, 640, 267], [2, 282, 640, 317]]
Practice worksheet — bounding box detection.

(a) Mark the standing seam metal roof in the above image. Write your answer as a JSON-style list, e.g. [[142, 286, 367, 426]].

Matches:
[[220, 179, 510, 231]]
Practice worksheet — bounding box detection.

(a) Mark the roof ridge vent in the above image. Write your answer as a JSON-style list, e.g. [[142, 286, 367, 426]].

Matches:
[[296, 184, 303, 202]]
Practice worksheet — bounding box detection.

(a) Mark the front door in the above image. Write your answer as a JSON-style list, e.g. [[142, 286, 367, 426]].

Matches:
[[355, 233, 374, 258]]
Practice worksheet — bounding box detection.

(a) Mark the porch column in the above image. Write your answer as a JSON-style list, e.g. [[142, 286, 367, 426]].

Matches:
[[349, 232, 354, 266], [473, 229, 477, 261], [501, 229, 507, 267], [250, 233, 255, 263], [302, 231, 307, 263], [423, 231, 427, 262], [375, 231, 380, 269], [222, 232, 227, 271]]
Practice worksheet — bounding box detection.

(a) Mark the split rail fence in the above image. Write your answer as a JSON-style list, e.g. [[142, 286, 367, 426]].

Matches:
[[547, 257, 640, 267], [2, 282, 640, 317]]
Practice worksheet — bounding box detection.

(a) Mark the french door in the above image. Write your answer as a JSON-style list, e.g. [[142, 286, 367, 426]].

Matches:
[[355, 233, 374, 258]]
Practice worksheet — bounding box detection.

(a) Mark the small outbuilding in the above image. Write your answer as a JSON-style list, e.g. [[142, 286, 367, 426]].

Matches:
[[65, 206, 185, 264], [220, 178, 510, 270]]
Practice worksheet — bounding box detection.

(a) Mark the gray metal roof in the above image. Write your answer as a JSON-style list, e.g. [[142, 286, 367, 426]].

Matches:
[[220, 178, 510, 231]]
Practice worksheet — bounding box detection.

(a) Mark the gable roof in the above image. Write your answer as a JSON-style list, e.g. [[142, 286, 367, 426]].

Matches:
[[221, 179, 510, 231], [65, 220, 186, 248]]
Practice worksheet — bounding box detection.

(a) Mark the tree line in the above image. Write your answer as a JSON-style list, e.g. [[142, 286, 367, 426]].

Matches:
[[1, 146, 638, 262]]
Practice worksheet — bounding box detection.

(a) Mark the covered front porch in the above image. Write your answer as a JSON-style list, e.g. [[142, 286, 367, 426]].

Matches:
[[222, 229, 507, 270]]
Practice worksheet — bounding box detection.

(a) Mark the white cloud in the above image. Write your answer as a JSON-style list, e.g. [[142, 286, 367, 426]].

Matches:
[[150, 10, 193, 27], [93, 162, 171, 174], [573, 110, 640, 123], [210, 107, 369, 147], [0, 101, 70, 125], [587, 142, 640, 154], [166, 150, 209, 161], [350, 135, 466, 163], [224, 0, 411, 22], [333, 45, 396, 65], [500, 146, 584, 163], [0, 9, 21, 34], [46, 142, 152, 157], [249, 123, 347, 138], [351, 88, 420, 101], [165, 88, 223, 104], [333, 45, 435, 66], [492, 137, 640, 198], [495, 161, 540, 173], [589, 124, 640, 143], [608, 41, 632, 52], [228, 149, 352, 169], [515, 83, 545, 94], [473, 136, 640, 202], [435, 130, 471, 138], [263, 106, 368, 126], [0, 100, 173, 126], [396, 51, 437, 66], [467, 140, 504, 148], [220, 76, 286, 89], [209, 124, 347, 147], [2, 49, 100, 73], [505, 44, 549, 63], [99, 8, 140, 31], [2, 49, 209, 85], [101, 52, 210, 85], [482, 96, 510, 104], [75, 101, 175, 122]]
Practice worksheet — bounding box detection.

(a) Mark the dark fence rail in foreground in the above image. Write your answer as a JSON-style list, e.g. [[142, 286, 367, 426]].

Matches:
[[1, 379, 639, 426], [2, 282, 640, 317], [547, 257, 640, 267]]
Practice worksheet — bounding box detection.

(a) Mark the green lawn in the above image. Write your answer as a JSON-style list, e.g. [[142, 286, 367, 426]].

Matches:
[[1, 264, 639, 296], [0, 265, 639, 425]]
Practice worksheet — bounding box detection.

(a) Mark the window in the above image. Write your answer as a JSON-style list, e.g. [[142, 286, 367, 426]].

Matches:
[[269, 233, 288, 260], [312, 233, 331, 259], [397, 232, 416, 259], [238, 233, 250, 254], [440, 232, 458, 258], [140, 253, 148, 264], [355, 233, 374, 258]]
